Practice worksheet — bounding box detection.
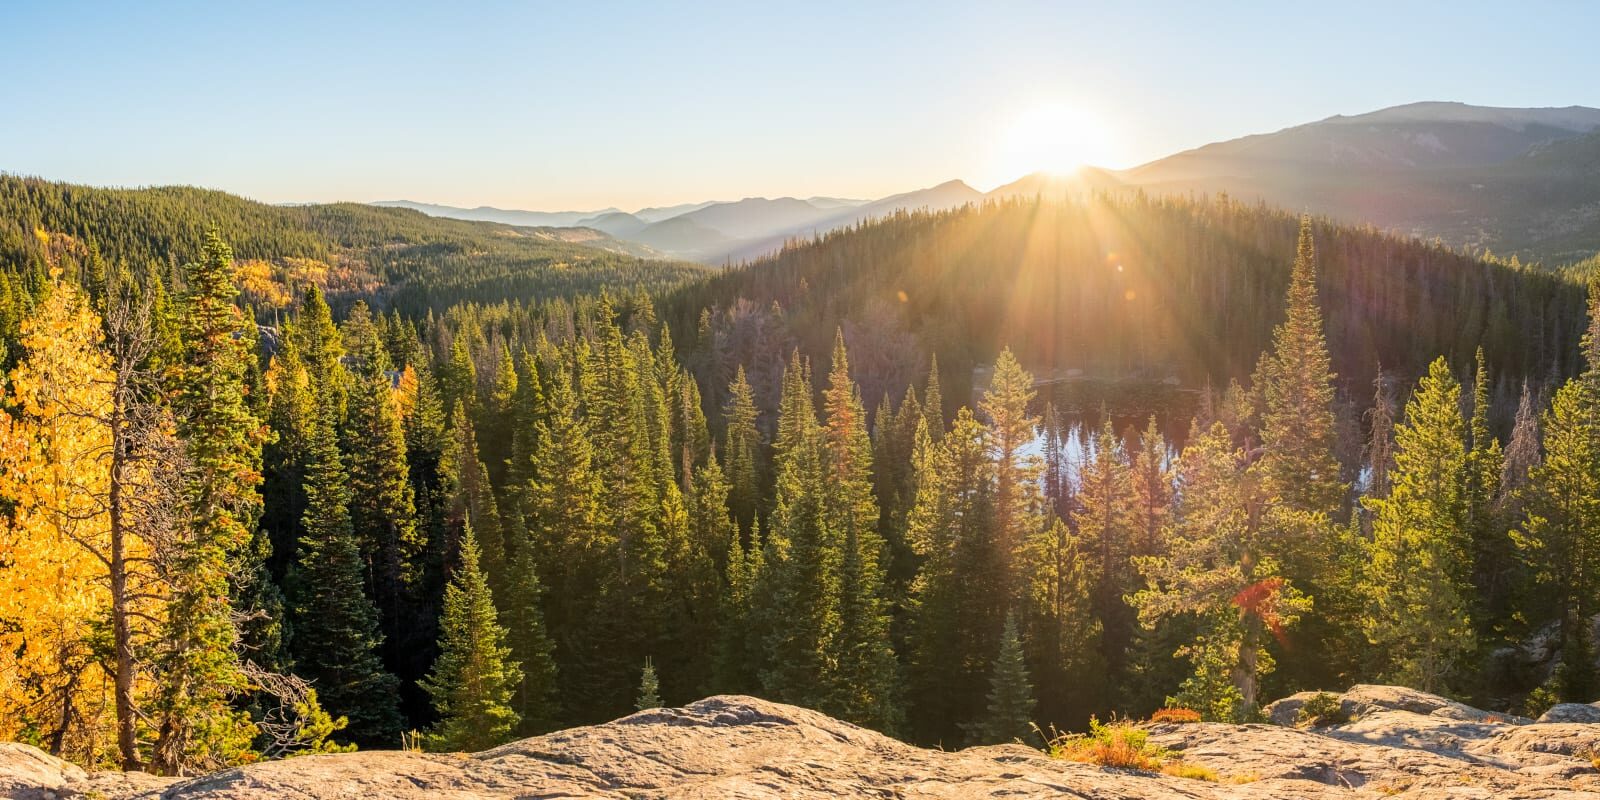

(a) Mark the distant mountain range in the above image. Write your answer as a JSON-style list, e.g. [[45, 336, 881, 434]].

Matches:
[[377, 102, 1600, 266], [1110, 101, 1600, 264]]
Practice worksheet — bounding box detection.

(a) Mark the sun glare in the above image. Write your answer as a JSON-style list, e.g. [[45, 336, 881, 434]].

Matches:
[[988, 103, 1117, 185]]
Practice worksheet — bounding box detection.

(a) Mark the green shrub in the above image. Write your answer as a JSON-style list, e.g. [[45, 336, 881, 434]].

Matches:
[[1296, 692, 1349, 727]]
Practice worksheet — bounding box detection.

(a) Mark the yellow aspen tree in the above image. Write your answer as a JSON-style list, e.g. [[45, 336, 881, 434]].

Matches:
[[0, 276, 119, 765]]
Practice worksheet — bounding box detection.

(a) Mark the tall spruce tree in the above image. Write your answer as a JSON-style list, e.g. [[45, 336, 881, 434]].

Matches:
[[820, 332, 902, 731], [1466, 348, 1511, 634], [342, 303, 424, 616], [1075, 416, 1136, 682], [965, 611, 1035, 745], [906, 409, 1000, 744], [288, 389, 402, 747], [757, 351, 838, 709], [723, 365, 761, 533], [1515, 285, 1600, 702], [152, 231, 265, 774], [1256, 216, 1345, 520], [422, 525, 521, 752], [1362, 358, 1475, 693], [523, 359, 609, 718], [1021, 516, 1103, 730], [499, 526, 561, 735]]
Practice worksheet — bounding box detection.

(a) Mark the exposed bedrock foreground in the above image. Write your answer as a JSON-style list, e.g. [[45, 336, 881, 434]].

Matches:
[[5, 685, 1600, 799]]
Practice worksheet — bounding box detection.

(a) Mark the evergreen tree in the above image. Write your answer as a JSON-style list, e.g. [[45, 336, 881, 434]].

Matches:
[[499, 528, 561, 735], [152, 231, 265, 774], [422, 525, 521, 752], [1256, 216, 1345, 520], [441, 402, 504, 580], [723, 365, 761, 533], [965, 612, 1035, 745], [294, 285, 345, 417], [288, 390, 402, 747], [980, 348, 1040, 587], [820, 333, 901, 731], [342, 303, 423, 611], [1516, 343, 1600, 702], [523, 360, 609, 718], [1021, 516, 1103, 729], [715, 516, 766, 693], [1132, 422, 1310, 721], [636, 658, 661, 711], [1362, 358, 1475, 693], [757, 352, 838, 709], [906, 409, 1001, 744], [1465, 348, 1511, 634], [923, 353, 944, 441], [1075, 416, 1136, 682]]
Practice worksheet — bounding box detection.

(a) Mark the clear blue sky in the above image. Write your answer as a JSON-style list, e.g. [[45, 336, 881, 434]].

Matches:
[[3, 1, 1595, 210]]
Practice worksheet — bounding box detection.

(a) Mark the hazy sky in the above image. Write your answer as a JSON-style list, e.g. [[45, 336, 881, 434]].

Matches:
[[3, 1, 1596, 210]]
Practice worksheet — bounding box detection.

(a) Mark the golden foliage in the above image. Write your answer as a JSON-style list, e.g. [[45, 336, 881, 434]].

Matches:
[[0, 278, 118, 764]]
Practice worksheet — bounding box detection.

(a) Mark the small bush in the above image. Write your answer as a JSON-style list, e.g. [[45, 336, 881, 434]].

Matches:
[[1521, 684, 1559, 719], [1045, 717, 1171, 772], [1150, 707, 1202, 724], [1296, 692, 1349, 727]]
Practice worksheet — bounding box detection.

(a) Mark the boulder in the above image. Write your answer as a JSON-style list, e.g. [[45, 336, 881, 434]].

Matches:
[[0, 692, 1596, 799], [1538, 703, 1600, 724]]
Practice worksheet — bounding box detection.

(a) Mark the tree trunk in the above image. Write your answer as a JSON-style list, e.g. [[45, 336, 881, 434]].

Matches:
[[109, 391, 142, 770], [1235, 613, 1261, 720]]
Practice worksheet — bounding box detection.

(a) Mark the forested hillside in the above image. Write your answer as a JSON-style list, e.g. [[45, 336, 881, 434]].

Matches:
[[0, 175, 703, 316], [666, 194, 1585, 420], [2, 185, 1598, 779]]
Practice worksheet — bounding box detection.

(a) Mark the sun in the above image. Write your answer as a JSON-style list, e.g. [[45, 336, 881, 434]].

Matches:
[[988, 103, 1116, 184]]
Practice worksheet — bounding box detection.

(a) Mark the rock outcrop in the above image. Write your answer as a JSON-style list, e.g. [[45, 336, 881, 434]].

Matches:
[[2, 688, 1597, 799]]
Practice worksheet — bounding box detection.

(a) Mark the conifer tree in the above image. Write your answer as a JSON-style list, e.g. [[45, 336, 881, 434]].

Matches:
[[422, 525, 521, 752], [980, 348, 1039, 602], [441, 336, 478, 418], [1256, 217, 1345, 520], [294, 285, 345, 417], [1465, 348, 1511, 632], [523, 360, 608, 716], [906, 409, 1000, 744], [966, 612, 1035, 745], [723, 365, 761, 532], [923, 353, 944, 441], [481, 342, 518, 488], [1075, 416, 1137, 679], [1021, 516, 1103, 729], [757, 351, 838, 709], [636, 659, 661, 711], [288, 390, 402, 747], [1515, 289, 1600, 703], [342, 303, 423, 608], [261, 330, 315, 579], [1251, 218, 1355, 689], [819, 333, 902, 730], [1132, 421, 1310, 721], [499, 527, 560, 735], [1362, 358, 1475, 693], [1516, 378, 1600, 701], [715, 517, 765, 693], [441, 402, 504, 580], [153, 231, 265, 774]]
